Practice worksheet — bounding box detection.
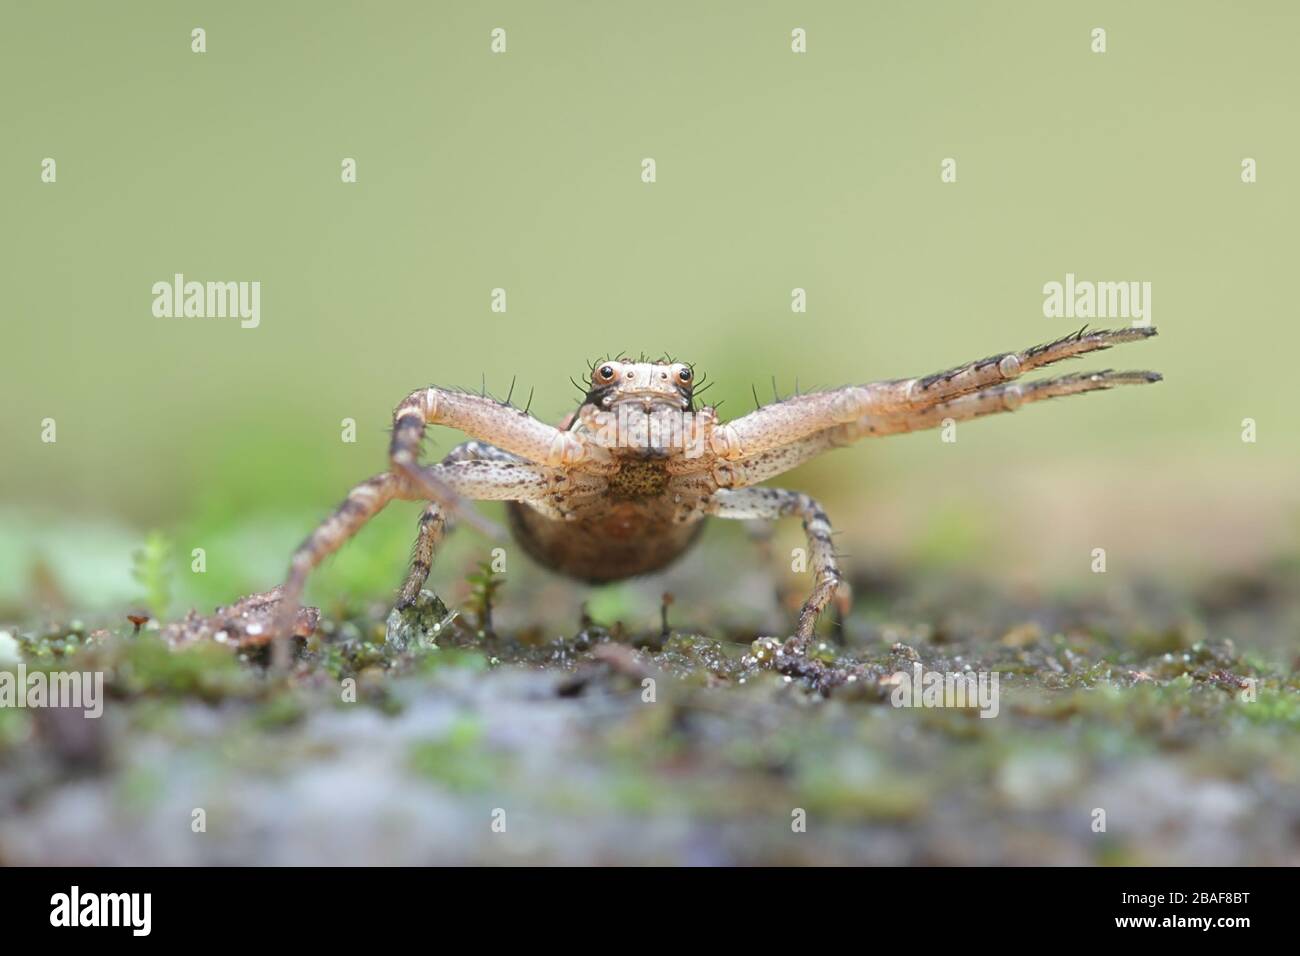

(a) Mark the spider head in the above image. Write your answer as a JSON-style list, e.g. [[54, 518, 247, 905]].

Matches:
[[580, 359, 697, 413], [572, 357, 710, 458]]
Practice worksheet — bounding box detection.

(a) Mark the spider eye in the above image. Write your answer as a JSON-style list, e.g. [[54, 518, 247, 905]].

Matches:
[[596, 364, 615, 383], [675, 366, 693, 386]]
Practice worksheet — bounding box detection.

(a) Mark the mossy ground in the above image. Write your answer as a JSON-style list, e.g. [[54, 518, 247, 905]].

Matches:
[[1, 556, 1297, 865]]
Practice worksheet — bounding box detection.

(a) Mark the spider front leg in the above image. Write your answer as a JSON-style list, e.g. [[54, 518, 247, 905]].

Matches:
[[397, 502, 448, 609], [272, 471, 418, 667], [836, 368, 1162, 440], [707, 326, 1159, 460], [388, 387, 614, 535], [864, 325, 1158, 412], [706, 487, 849, 653], [395, 440, 525, 609], [270, 458, 604, 667]]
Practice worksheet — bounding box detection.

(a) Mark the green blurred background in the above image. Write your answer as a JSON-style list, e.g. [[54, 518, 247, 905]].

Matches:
[[2, 1, 1296, 622]]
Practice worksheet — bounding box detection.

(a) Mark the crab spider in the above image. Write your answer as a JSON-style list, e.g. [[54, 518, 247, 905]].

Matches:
[[271, 327, 1160, 666]]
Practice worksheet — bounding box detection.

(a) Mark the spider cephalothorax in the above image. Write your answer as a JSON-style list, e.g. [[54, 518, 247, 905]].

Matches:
[[271, 327, 1160, 666]]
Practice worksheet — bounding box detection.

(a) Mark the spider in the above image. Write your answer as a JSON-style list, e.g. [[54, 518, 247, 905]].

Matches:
[[271, 326, 1159, 663]]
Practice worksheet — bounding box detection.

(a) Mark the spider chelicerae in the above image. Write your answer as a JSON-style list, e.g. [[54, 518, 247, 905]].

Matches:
[[271, 326, 1160, 664]]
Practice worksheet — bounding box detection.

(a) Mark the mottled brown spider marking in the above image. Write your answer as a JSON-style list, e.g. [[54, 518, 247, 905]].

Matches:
[[607, 458, 671, 499]]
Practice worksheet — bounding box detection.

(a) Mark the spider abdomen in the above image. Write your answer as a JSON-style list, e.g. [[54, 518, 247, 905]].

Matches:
[[504, 499, 703, 583]]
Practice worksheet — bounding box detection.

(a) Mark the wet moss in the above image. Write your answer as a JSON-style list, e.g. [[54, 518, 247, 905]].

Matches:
[[112, 636, 253, 701], [2, 557, 1297, 864]]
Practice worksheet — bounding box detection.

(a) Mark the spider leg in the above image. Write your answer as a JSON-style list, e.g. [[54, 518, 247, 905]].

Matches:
[[836, 368, 1162, 440], [708, 390, 875, 461], [396, 441, 527, 608], [272, 472, 416, 667], [708, 327, 1159, 460], [397, 503, 447, 608], [706, 487, 849, 652], [271, 458, 605, 665], [697, 431, 841, 490], [388, 387, 614, 533], [439, 440, 527, 465], [698, 363, 1160, 490], [868, 326, 1158, 412]]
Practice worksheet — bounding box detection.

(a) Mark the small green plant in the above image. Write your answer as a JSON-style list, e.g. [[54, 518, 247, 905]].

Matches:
[[131, 530, 174, 621], [465, 561, 504, 635]]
